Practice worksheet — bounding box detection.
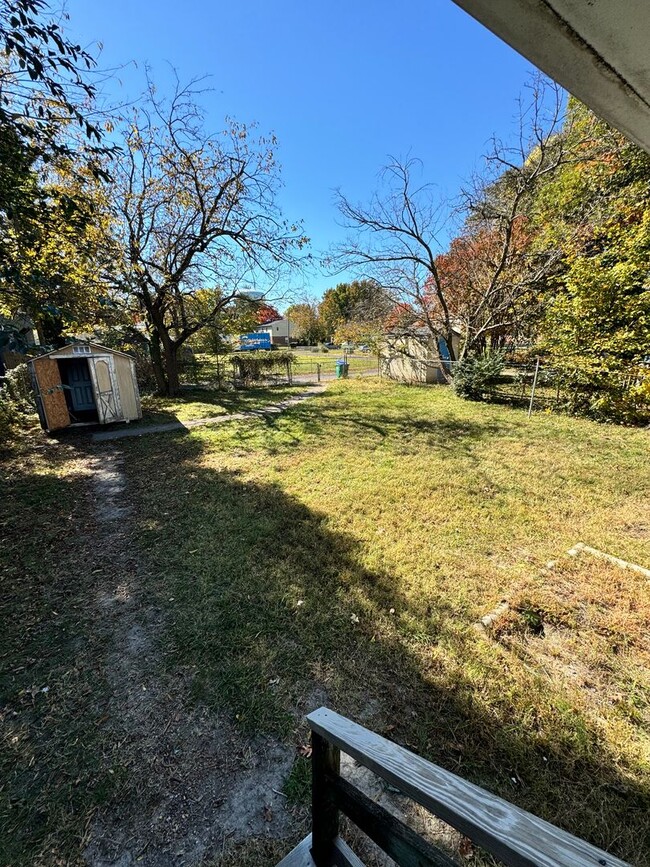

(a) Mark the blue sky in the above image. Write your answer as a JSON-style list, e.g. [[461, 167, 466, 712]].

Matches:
[[66, 0, 537, 299]]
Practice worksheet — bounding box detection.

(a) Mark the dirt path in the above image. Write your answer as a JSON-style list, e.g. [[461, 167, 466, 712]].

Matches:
[[83, 448, 297, 867], [78, 407, 425, 867]]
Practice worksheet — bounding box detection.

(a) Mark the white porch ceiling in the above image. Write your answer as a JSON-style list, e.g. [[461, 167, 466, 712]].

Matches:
[[452, 0, 650, 152]]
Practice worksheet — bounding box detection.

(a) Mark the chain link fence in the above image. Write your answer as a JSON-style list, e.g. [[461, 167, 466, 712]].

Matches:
[[176, 353, 380, 387], [447, 358, 650, 423]]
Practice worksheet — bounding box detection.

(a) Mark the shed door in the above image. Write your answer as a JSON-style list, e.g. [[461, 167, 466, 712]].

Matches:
[[89, 356, 122, 423], [66, 359, 96, 411], [32, 358, 71, 430]]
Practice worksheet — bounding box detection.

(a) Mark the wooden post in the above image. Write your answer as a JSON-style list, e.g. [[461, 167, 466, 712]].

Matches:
[[311, 731, 340, 866], [527, 357, 540, 419], [317, 363, 321, 383]]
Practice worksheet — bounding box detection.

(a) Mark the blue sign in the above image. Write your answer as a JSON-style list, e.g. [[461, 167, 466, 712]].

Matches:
[[239, 332, 272, 350]]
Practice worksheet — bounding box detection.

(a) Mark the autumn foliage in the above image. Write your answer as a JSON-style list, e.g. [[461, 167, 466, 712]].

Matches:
[[255, 304, 282, 325]]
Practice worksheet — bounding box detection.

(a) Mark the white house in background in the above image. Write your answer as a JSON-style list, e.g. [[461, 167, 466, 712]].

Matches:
[[253, 317, 295, 347]]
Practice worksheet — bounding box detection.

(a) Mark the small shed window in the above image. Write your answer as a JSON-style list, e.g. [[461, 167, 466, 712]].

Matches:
[[73, 345, 91, 354]]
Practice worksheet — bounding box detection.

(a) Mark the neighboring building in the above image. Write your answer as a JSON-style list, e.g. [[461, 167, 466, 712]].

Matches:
[[379, 328, 461, 384], [0, 313, 40, 374], [253, 317, 295, 347], [28, 342, 142, 432]]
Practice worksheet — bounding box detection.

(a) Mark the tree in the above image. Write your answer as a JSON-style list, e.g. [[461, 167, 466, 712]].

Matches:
[[318, 280, 381, 339], [332, 318, 382, 349], [531, 99, 650, 413], [285, 301, 324, 344], [331, 158, 459, 358], [331, 76, 575, 363], [0, 134, 118, 344], [0, 1, 115, 345], [433, 217, 541, 354], [0, 0, 104, 158], [107, 77, 307, 395], [255, 303, 281, 324]]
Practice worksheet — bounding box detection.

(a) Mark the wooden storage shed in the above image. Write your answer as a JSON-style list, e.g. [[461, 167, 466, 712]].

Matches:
[[29, 342, 142, 431]]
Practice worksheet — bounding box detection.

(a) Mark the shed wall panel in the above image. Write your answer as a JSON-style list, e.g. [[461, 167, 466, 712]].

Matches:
[[114, 354, 141, 421], [33, 358, 70, 430]]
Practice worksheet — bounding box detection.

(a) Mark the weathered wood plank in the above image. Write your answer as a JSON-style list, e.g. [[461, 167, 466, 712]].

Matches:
[[33, 357, 70, 430], [569, 541, 650, 578], [331, 772, 457, 867], [276, 834, 316, 866], [274, 834, 364, 867], [332, 835, 365, 867], [307, 707, 629, 867], [312, 731, 341, 865]]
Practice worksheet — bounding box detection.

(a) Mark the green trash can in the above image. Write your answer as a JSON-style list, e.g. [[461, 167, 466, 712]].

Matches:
[[336, 359, 349, 379]]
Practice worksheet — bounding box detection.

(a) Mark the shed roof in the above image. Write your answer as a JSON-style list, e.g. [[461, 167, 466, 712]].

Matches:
[[254, 317, 287, 327], [383, 324, 463, 339], [28, 342, 134, 363]]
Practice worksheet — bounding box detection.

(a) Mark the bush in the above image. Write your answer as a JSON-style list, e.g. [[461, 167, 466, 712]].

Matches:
[[543, 362, 649, 425], [0, 363, 36, 440], [452, 350, 505, 400], [230, 350, 296, 385], [132, 352, 158, 393], [568, 368, 650, 425]]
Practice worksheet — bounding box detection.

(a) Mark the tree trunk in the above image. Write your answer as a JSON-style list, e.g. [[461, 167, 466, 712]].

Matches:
[[163, 339, 181, 396], [150, 329, 169, 395]]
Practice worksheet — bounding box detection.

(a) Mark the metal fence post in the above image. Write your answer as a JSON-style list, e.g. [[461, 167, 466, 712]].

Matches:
[[528, 356, 541, 419]]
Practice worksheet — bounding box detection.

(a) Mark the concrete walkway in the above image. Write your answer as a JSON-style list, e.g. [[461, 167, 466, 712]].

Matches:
[[92, 385, 326, 442]]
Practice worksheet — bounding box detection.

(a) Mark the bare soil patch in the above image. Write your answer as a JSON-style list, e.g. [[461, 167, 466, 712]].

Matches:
[[82, 448, 299, 867]]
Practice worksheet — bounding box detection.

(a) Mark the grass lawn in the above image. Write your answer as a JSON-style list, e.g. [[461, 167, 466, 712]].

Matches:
[[123, 379, 650, 863], [135, 383, 311, 426], [2, 379, 649, 865]]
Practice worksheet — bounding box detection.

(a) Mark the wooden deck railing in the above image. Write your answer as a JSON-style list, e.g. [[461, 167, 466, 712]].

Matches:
[[277, 707, 630, 867]]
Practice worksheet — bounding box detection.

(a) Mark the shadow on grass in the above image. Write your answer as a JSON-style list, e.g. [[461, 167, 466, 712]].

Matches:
[[46, 383, 322, 439], [120, 427, 649, 865], [0, 454, 118, 865], [138, 384, 320, 426], [215, 388, 516, 462]]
